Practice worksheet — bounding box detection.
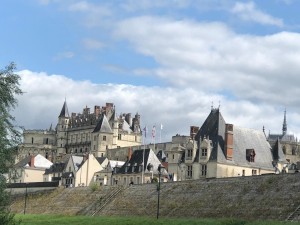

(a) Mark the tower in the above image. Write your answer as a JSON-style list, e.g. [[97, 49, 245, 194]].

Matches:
[[56, 100, 70, 157], [282, 109, 287, 136]]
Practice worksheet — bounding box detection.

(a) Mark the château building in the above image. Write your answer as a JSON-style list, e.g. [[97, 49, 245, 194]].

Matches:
[[267, 110, 300, 170], [17, 101, 142, 162]]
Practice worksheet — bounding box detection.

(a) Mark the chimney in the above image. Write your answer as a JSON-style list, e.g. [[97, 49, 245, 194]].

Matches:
[[225, 124, 233, 160], [125, 113, 132, 127], [30, 155, 35, 167], [190, 126, 199, 140], [94, 106, 101, 119], [127, 147, 133, 161]]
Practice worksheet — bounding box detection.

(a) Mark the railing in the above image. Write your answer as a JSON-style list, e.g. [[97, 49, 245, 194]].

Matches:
[[286, 205, 300, 222], [91, 186, 125, 216]]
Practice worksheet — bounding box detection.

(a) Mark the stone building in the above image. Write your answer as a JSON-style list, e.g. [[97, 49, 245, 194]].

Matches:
[[166, 108, 286, 180], [17, 101, 142, 162], [267, 110, 300, 171]]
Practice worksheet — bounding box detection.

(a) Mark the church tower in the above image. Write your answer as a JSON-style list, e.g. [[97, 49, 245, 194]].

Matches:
[[282, 109, 287, 136], [56, 100, 70, 157]]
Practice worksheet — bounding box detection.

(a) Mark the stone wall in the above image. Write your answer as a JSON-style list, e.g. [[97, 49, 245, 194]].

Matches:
[[10, 173, 300, 221]]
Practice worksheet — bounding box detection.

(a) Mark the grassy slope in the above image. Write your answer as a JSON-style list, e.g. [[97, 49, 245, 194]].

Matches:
[[16, 214, 299, 225]]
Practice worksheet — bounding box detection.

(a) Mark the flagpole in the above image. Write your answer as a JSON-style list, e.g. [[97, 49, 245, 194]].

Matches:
[[142, 126, 146, 185]]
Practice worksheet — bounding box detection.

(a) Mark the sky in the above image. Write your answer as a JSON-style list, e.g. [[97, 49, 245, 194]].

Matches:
[[2, 0, 300, 143]]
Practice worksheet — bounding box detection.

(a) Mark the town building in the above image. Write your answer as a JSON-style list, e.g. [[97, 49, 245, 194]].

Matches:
[[9, 154, 53, 183], [17, 101, 142, 162], [267, 110, 300, 171], [166, 108, 287, 180]]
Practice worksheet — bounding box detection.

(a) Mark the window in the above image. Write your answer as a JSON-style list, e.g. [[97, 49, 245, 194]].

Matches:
[[31, 137, 34, 144], [187, 149, 193, 158], [246, 149, 256, 162], [123, 177, 127, 185], [187, 165, 193, 177], [103, 136, 106, 141], [101, 153, 104, 157], [242, 170, 245, 176], [118, 134, 122, 140], [202, 148, 207, 157], [172, 154, 175, 160], [252, 170, 257, 175], [201, 164, 207, 176]]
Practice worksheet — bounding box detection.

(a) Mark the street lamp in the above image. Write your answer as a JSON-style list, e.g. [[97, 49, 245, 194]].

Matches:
[[24, 183, 28, 215], [157, 164, 165, 219]]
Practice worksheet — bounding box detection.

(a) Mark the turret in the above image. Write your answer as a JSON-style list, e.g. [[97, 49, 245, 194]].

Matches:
[[56, 100, 70, 157]]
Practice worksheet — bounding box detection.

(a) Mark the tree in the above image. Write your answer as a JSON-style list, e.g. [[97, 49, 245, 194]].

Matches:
[[0, 62, 23, 224]]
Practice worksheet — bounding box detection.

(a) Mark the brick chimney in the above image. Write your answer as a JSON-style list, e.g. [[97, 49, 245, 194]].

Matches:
[[94, 106, 101, 119], [30, 155, 35, 167], [127, 147, 133, 161], [225, 124, 233, 160], [190, 126, 199, 140]]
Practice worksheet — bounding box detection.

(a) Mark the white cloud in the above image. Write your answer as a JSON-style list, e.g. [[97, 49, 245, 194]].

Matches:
[[13, 70, 299, 143], [53, 51, 75, 61], [231, 1, 284, 27], [82, 38, 104, 50], [114, 16, 300, 107], [67, 1, 111, 27]]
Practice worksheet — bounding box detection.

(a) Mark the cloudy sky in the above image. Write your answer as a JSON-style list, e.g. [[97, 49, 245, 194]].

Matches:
[[2, 0, 300, 142]]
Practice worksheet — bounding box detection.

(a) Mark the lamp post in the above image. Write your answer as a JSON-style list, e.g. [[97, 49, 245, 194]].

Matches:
[[157, 164, 164, 219], [24, 183, 28, 215]]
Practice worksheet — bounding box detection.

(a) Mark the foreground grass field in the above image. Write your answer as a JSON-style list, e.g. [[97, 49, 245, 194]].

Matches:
[[15, 214, 300, 225]]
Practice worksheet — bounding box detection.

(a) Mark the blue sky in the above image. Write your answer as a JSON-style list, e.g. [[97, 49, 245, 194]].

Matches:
[[2, 0, 300, 141]]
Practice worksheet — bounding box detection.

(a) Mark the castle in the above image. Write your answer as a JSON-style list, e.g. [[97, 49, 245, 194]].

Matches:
[[17, 101, 142, 162]]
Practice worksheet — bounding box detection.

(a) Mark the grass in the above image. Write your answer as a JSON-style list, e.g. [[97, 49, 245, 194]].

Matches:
[[15, 214, 300, 225]]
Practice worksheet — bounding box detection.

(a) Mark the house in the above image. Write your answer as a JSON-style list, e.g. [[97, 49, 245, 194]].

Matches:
[[61, 154, 104, 187], [112, 148, 168, 186], [9, 154, 53, 183], [167, 108, 285, 180], [43, 161, 67, 184], [94, 160, 125, 186]]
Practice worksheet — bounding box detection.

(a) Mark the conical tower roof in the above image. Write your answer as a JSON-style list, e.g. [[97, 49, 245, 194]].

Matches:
[[59, 100, 69, 118]]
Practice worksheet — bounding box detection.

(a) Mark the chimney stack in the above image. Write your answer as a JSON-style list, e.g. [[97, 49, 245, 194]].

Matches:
[[190, 126, 199, 140], [225, 124, 233, 160], [127, 147, 133, 161], [30, 155, 35, 167]]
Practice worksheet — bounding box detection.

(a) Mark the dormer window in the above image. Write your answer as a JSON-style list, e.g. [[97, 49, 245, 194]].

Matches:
[[246, 149, 256, 162], [187, 149, 193, 158]]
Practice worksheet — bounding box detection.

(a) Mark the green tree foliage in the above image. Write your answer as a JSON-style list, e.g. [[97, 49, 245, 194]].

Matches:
[[0, 62, 23, 225]]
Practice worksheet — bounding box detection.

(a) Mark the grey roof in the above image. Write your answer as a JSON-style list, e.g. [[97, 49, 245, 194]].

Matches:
[[59, 101, 69, 118], [195, 108, 226, 162], [93, 114, 113, 133], [122, 120, 132, 134], [72, 155, 84, 171], [14, 156, 32, 168], [118, 149, 168, 175], [196, 108, 276, 170], [44, 162, 66, 175], [229, 126, 274, 169], [96, 157, 107, 165]]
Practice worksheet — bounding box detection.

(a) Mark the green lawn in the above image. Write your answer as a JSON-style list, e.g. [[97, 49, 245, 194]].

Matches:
[[15, 214, 300, 225]]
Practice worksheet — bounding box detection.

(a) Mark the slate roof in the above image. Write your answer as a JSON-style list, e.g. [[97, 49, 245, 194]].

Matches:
[[14, 155, 32, 168], [93, 114, 113, 133], [195, 108, 226, 162], [44, 162, 66, 175], [59, 100, 69, 118], [195, 108, 278, 170], [118, 149, 168, 175], [96, 157, 107, 165]]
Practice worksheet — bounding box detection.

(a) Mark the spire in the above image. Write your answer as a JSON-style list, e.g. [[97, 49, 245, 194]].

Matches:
[[282, 109, 287, 136], [59, 100, 69, 118]]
